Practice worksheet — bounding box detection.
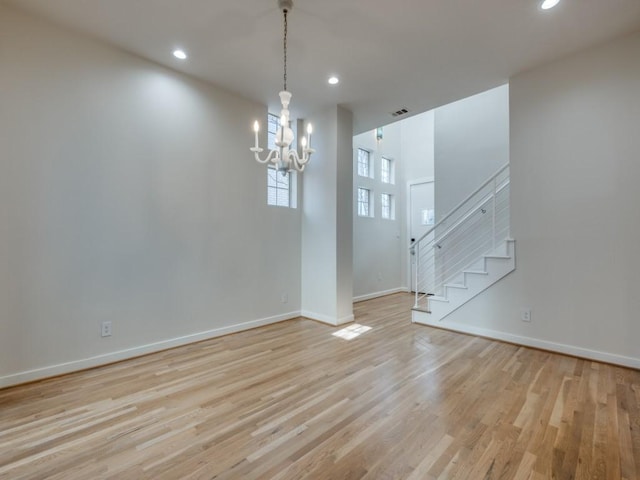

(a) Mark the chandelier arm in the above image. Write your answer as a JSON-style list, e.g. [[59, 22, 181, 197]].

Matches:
[[300, 148, 314, 164], [293, 163, 306, 173], [286, 149, 312, 171], [289, 148, 314, 166], [253, 148, 279, 165], [288, 155, 306, 173]]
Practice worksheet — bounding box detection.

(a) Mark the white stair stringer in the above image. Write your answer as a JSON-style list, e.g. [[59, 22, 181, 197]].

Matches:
[[412, 239, 515, 324]]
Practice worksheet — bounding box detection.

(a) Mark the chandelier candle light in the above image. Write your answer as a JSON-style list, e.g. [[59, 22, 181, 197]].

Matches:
[[251, 0, 314, 175]]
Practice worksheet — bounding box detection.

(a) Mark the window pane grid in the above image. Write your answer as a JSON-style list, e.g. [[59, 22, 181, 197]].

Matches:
[[381, 157, 394, 184], [267, 167, 290, 208], [381, 193, 394, 220], [358, 187, 371, 217], [267, 113, 279, 150], [357, 149, 370, 178]]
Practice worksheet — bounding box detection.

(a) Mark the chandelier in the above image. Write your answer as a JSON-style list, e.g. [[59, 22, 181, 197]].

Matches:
[[251, 0, 314, 175]]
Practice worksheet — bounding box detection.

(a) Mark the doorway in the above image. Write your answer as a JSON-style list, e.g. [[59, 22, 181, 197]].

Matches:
[[408, 179, 435, 292]]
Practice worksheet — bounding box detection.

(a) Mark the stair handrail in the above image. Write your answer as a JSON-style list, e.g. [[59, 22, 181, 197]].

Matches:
[[409, 163, 510, 249], [432, 179, 510, 248]]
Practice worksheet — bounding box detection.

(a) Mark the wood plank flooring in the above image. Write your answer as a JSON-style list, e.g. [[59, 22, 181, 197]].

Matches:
[[1, 293, 639, 479]]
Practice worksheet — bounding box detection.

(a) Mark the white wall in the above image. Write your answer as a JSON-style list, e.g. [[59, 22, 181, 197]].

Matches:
[[352, 112, 436, 300], [0, 5, 302, 386], [443, 31, 640, 367], [352, 124, 404, 300], [301, 106, 354, 325], [434, 85, 509, 217], [401, 111, 435, 182], [336, 108, 355, 320]]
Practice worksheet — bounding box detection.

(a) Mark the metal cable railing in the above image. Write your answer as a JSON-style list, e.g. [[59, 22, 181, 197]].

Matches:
[[411, 164, 510, 310]]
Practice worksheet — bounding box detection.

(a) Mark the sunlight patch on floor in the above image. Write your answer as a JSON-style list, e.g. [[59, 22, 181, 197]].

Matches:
[[332, 324, 372, 340]]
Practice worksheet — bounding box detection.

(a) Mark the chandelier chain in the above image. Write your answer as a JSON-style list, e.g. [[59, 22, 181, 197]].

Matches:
[[283, 8, 288, 91]]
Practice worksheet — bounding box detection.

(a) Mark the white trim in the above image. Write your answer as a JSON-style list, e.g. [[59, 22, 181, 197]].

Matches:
[[412, 312, 640, 369], [353, 287, 409, 303], [407, 178, 435, 290], [301, 310, 354, 326], [336, 314, 355, 326], [0, 311, 301, 389]]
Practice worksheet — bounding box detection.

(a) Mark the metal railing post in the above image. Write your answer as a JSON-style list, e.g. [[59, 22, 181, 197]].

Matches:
[[414, 242, 419, 308], [492, 177, 497, 251]]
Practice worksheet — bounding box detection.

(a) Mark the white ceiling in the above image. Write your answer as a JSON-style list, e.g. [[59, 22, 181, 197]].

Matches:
[[5, 0, 640, 133]]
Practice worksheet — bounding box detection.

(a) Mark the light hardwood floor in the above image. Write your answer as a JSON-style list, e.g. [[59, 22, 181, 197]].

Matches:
[[1, 293, 639, 479]]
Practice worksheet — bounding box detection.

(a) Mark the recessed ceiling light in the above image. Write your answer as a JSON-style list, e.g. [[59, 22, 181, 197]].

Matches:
[[540, 0, 560, 10], [328, 76, 339, 85], [173, 49, 187, 60]]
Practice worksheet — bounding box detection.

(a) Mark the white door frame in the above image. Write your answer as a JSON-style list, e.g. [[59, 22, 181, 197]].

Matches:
[[406, 177, 434, 291]]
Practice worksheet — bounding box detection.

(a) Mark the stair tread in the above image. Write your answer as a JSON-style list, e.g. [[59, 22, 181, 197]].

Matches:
[[444, 283, 467, 289], [412, 307, 431, 314], [428, 295, 449, 303], [463, 270, 488, 275]]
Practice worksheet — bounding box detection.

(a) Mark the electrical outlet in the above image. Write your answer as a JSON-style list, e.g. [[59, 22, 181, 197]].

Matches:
[[521, 308, 532, 322], [281, 292, 288, 304], [101, 321, 112, 337]]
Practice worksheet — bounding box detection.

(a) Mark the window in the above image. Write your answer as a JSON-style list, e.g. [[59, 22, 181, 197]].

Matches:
[[357, 187, 372, 217], [381, 193, 395, 220], [357, 149, 372, 178], [267, 113, 279, 150], [381, 157, 394, 184], [266, 113, 296, 208], [267, 168, 291, 207]]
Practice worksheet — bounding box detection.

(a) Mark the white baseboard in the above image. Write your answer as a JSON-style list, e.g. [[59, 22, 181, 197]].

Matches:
[[353, 287, 409, 303], [301, 310, 354, 326], [412, 313, 640, 370], [0, 311, 301, 389]]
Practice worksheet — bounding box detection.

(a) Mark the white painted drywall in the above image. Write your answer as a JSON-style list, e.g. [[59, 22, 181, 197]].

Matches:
[[400, 111, 435, 290], [336, 107, 354, 321], [351, 112, 437, 300], [301, 106, 354, 325], [0, 5, 302, 385], [401, 111, 435, 182], [443, 31, 640, 365], [352, 124, 404, 299], [434, 85, 509, 218]]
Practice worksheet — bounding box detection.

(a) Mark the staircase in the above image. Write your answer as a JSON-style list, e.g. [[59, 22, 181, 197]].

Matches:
[[411, 164, 515, 325]]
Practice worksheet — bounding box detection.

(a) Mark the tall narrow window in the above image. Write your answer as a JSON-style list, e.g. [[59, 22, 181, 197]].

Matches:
[[267, 113, 279, 150], [357, 188, 372, 217], [266, 113, 296, 208], [381, 157, 394, 184], [381, 193, 395, 220], [267, 168, 290, 207], [357, 149, 372, 178]]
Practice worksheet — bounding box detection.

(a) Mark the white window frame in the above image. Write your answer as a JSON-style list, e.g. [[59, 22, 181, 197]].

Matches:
[[357, 148, 373, 178], [381, 157, 395, 184], [380, 193, 395, 220], [357, 187, 373, 217]]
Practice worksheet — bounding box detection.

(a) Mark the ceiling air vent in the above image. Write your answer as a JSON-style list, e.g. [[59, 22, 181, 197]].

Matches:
[[391, 108, 409, 117]]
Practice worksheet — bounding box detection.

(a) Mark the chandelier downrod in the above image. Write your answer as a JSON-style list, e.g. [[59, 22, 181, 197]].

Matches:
[[283, 9, 288, 91]]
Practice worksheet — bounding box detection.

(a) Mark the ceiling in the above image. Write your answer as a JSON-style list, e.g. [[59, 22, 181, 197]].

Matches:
[[4, 0, 640, 133]]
